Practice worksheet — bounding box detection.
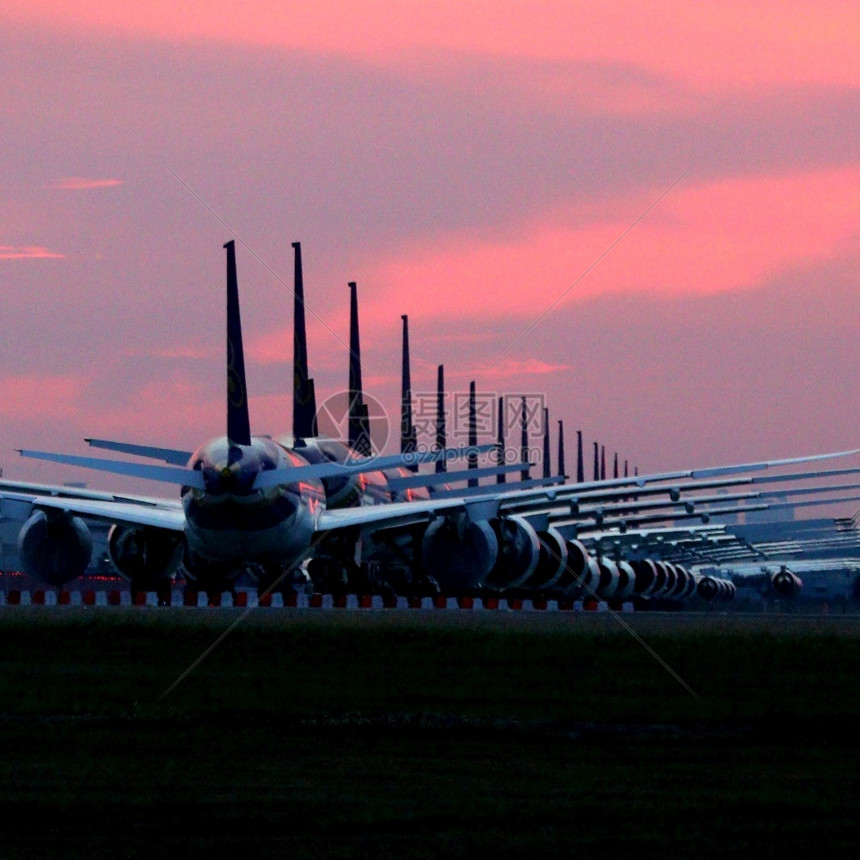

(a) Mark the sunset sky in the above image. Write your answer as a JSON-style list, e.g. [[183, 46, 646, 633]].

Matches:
[[1, 2, 858, 509]]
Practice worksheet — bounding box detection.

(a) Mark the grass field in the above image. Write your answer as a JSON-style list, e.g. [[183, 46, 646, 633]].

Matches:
[[0, 608, 858, 856]]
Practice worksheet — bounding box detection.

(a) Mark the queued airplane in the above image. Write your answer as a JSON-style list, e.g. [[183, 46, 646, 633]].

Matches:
[[1, 241, 857, 606]]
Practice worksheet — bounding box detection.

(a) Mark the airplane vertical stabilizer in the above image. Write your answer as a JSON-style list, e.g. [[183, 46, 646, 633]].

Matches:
[[557, 420, 565, 479], [435, 365, 446, 474], [520, 397, 529, 481], [400, 314, 418, 470], [496, 397, 506, 484], [577, 430, 585, 483], [225, 240, 252, 447], [292, 242, 318, 440], [468, 381, 478, 487], [542, 408, 551, 479], [348, 282, 372, 456]]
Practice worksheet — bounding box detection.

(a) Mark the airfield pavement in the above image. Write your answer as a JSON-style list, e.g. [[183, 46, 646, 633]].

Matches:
[[0, 605, 858, 856], [2, 600, 858, 635]]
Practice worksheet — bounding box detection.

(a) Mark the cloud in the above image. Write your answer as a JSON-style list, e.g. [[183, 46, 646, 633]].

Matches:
[[6, 2, 858, 89], [52, 177, 124, 190], [360, 166, 860, 327], [488, 358, 571, 378], [0, 246, 64, 259], [0, 375, 84, 419]]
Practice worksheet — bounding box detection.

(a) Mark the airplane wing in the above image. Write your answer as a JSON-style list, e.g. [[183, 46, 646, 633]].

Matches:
[[0, 483, 184, 532]]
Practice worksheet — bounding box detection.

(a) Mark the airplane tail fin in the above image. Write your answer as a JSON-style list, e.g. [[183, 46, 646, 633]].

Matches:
[[225, 241, 252, 447], [400, 315, 418, 471], [292, 241, 318, 440], [542, 407, 551, 479], [496, 397, 506, 484], [468, 381, 478, 487], [435, 365, 446, 474], [348, 282, 372, 456], [520, 397, 530, 481], [557, 419, 565, 479]]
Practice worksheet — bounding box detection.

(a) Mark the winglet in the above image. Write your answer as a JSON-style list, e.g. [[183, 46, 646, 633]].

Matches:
[[225, 240, 252, 446]]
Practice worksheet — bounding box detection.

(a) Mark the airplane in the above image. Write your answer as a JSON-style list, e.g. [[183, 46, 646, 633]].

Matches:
[[0, 242, 499, 598], [1, 240, 857, 607]]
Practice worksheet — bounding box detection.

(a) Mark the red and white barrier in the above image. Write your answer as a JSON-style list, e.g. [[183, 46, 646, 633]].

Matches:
[[0, 588, 625, 612]]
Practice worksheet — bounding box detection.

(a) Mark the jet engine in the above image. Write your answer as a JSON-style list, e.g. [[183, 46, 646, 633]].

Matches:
[[674, 564, 699, 600], [518, 526, 568, 592], [484, 515, 540, 591], [697, 575, 736, 601], [630, 559, 661, 599], [17, 509, 93, 587], [595, 557, 621, 600], [614, 560, 637, 600], [666, 563, 695, 600], [107, 525, 185, 590], [656, 561, 678, 600], [771, 566, 803, 598], [421, 514, 498, 591], [564, 540, 600, 598]]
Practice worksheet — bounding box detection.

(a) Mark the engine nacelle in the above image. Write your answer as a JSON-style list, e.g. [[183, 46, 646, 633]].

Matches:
[[675, 565, 698, 600], [653, 561, 677, 600], [107, 525, 185, 587], [614, 561, 637, 600], [578, 556, 602, 598], [560, 539, 588, 593], [484, 515, 540, 591], [519, 527, 568, 591], [17, 509, 93, 587], [594, 557, 620, 600], [771, 566, 803, 598], [630, 559, 660, 598], [666, 563, 692, 600], [697, 575, 736, 602], [421, 514, 498, 591]]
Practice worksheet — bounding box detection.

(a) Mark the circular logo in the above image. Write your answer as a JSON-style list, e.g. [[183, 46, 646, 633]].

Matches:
[[315, 391, 391, 457]]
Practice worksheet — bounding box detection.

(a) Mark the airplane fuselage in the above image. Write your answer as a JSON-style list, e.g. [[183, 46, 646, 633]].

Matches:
[[181, 436, 324, 568]]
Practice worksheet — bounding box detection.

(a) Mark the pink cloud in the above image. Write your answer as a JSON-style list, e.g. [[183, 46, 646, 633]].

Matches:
[[0, 246, 64, 259], [52, 177, 124, 190], [145, 345, 212, 361], [7, 2, 858, 89], [361, 167, 860, 325], [94, 379, 222, 443], [0, 375, 83, 419], [486, 358, 571, 378]]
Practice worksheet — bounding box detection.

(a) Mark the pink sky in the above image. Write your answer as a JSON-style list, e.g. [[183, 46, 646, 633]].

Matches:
[[1, 3, 858, 512]]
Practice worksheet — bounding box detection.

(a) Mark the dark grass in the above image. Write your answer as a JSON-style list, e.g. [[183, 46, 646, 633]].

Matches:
[[0, 609, 858, 856]]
